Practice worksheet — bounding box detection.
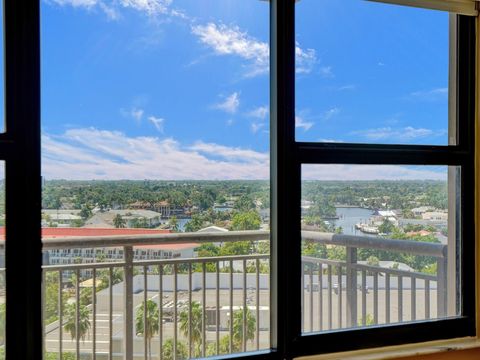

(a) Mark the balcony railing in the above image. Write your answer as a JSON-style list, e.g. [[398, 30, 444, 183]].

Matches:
[[301, 231, 447, 332], [39, 230, 447, 360]]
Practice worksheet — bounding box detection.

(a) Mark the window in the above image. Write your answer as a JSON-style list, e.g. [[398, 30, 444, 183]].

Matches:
[[271, 0, 476, 358], [1, 1, 477, 360], [41, 1, 269, 360]]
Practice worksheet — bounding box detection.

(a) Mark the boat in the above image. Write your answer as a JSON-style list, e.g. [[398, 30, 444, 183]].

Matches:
[[360, 225, 379, 234], [355, 222, 380, 234]]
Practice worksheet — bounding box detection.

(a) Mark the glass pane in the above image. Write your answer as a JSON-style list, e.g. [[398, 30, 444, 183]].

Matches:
[[41, 1, 270, 358], [295, 0, 450, 145], [301, 165, 459, 333]]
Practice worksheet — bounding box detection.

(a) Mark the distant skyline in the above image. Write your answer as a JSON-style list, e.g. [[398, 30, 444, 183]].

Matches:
[[41, 0, 448, 180]]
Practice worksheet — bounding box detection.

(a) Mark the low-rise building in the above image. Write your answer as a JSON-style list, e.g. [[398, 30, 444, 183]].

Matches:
[[422, 211, 448, 221], [411, 206, 435, 217], [42, 209, 82, 227], [153, 201, 171, 218], [84, 209, 164, 228]]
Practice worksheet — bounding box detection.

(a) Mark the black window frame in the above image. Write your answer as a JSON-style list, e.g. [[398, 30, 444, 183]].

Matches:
[[3, 1, 42, 359], [272, 0, 477, 358], [1, 1, 476, 359]]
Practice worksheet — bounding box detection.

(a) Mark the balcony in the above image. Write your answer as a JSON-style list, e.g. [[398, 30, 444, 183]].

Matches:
[[40, 230, 448, 359]]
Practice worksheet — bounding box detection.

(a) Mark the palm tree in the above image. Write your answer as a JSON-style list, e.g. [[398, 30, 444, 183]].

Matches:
[[113, 214, 126, 228], [135, 299, 159, 360], [179, 301, 205, 357], [231, 307, 256, 351], [169, 215, 179, 232], [63, 302, 91, 342], [162, 338, 188, 360]]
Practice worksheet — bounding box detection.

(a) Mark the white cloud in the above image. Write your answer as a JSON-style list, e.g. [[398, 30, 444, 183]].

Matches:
[[295, 116, 314, 131], [319, 66, 334, 78], [322, 107, 340, 120], [318, 139, 344, 143], [214, 92, 240, 114], [190, 141, 268, 163], [99, 2, 120, 20], [131, 108, 144, 121], [351, 126, 446, 142], [120, 0, 172, 16], [247, 106, 269, 120], [192, 22, 317, 77], [338, 84, 356, 91], [302, 164, 446, 181], [192, 23, 269, 77], [42, 128, 270, 180], [251, 122, 265, 134], [409, 87, 448, 101], [122, 107, 144, 122], [40, 127, 446, 181], [49, 0, 99, 7], [296, 42, 317, 74], [148, 116, 165, 132], [47, 0, 172, 18]]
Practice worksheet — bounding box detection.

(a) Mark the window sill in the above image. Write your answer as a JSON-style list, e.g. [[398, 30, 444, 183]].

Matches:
[[295, 337, 480, 360]]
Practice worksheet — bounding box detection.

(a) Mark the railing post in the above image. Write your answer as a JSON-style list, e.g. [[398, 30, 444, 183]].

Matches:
[[346, 246, 357, 327], [124, 246, 134, 360], [437, 254, 448, 317]]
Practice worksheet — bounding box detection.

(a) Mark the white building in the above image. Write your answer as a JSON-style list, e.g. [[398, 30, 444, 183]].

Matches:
[[422, 211, 448, 221], [42, 209, 82, 227]]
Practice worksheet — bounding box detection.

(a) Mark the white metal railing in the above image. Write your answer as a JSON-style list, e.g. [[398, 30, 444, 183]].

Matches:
[[40, 230, 447, 360]]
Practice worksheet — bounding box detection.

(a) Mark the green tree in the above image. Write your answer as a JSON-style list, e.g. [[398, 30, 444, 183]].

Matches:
[[220, 241, 251, 256], [206, 307, 256, 356], [327, 246, 346, 261], [79, 205, 93, 220], [169, 215, 179, 232], [302, 240, 327, 258], [162, 338, 188, 360], [113, 214, 126, 228], [230, 211, 261, 231], [197, 242, 220, 257], [234, 195, 255, 212], [402, 209, 416, 219], [45, 353, 75, 360], [135, 299, 159, 360], [179, 301, 205, 357], [79, 287, 93, 307], [63, 302, 91, 342], [97, 267, 124, 291], [184, 214, 204, 233], [131, 217, 149, 228], [366, 256, 380, 267], [44, 272, 68, 325], [206, 334, 231, 356], [71, 218, 85, 227], [231, 307, 256, 351], [378, 219, 395, 234]]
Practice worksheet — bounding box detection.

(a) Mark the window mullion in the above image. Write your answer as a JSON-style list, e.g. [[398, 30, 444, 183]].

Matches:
[[4, 1, 42, 359], [297, 143, 470, 166], [270, 0, 299, 358]]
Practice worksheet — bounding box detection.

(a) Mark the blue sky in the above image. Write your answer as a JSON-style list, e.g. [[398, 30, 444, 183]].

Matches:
[[40, 0, 448, 180]]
